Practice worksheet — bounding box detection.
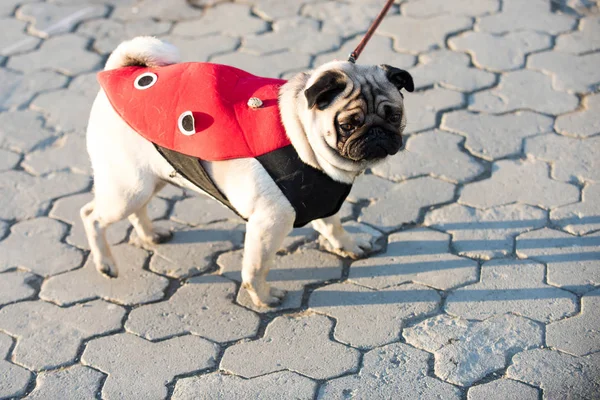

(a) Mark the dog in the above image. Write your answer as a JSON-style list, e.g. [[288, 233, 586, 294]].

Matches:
[[82, 37, 413, 308]]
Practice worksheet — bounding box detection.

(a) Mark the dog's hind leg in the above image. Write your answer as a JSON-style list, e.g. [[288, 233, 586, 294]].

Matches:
[[128, 182, 173, 247]]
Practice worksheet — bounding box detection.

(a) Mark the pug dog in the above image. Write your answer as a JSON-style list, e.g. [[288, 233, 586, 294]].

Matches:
[[82, 37, 413, 307]]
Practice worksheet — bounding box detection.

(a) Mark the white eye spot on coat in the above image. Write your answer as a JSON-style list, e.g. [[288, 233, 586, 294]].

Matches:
[[134, 72, 158, 90], [178, 111, 196, 136]]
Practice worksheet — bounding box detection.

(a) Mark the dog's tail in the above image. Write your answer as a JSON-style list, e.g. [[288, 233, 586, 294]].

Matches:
[[104, 36, 181, 71]]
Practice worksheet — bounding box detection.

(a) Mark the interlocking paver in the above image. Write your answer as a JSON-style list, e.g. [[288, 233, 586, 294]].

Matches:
[[218, 248, 343, 311], [0, 70, 68, 112], [253, 0, 315, 21], [469, 70, 579, 114], [525, 133, 600, 182], [507, 350, 600, 399], [16, 2, 108, 38], [404, 314, 543, 386], [547, 288, 600, 356], [0, 148, 19, 171], [0, 217, 84, 276], [349, 227, 478, 290], [410, 50, 496, 92], [529, 51, 600, 94], [319, 342, 461, 399], [0, 300, 125, 370], [401, 0, 498, 17], [0, 0, 37, 17], [359, 177, 456, 232], [516, 228, 600, 294], [0, 220, 7, 240], [467, 379, 539, 400], [0, 110, 57, 152], [449, 31, 551, 71], [551, 182, 600, 235], [23, 134, 91, 175], [309, 282, 440, 348], [302, 1, 380, 38], [126, 274, 260, 342], [556, 14, 600, 54], [459, 159, 580, 209], [171, 195, 237, 226], [476, 0, 576, 34], [425, 204, 547, 259], [172, 4, 267, 37], [372, 130, 485, 183], [82, 333, 219, 400], [0, 270, 36, 306], [111, 0, 203, 21], [26, 365, 104, 400], [212, 50, 311, 78], [174, 371, 316, 400], [555, 92, 600, 138], [0, 17, 42, 56], [347, 173, 395, 203], [442, 110, 554, 160], [445, 259, 577, 322], [8, 34, 102, 75], [159, 34, 239, 62], [401, 87, 464, 134], [221, 315, 360, 379], [0, 332, 32, 398], [40, 244, 169, 305]]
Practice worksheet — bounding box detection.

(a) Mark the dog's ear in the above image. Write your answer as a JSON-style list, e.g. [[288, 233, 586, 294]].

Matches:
[[380, 64, 414, 93], [305, 70, 347, 110]]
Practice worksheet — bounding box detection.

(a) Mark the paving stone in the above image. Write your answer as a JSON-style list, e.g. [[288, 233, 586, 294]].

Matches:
[[0, 170, 89, 220], [442, 110, 554, 160], [78, 17, 172, 54], [82, 333, 219, 400], [26, 364, 104, 400], [0, 70, 68, 111], [379, 15, 473, 54], [221, 315, 360, 379], [469, 70, 579, 114], [0, 217, 84, 276], [173, 371, 316, 400], [459, 158, 580, 209], [309, 282, 440, 348], [159, 34, 239, 62], [476, 0, 576, 34], [0, 17, 42, 56], [411, 50, 496, 92], [404, 314, 543, 386], [0, 270, 37, 306], [211, 50, 311, 78], [0, 220, 7, 240], [0, 111, 56, 153], [302, 1, 381, 38], [507, 349, 600, 399], [279, 226, 319, 252], [126, 274, 260, 342], [23, 134, 91, 175], [8, 34, 102, 76], [171, 195, 238, 226], [111, 0, 203, 21], [551, 182, 600, 235], [40, 244, 169, 306], [0, 148, 19, 171], [401, 87, 464, 134], [32, 72, 99, 134], [218, 248, 343, 312], [372, 131, 485, 183], [555, 92, 600, 138], [319, 342, 461, 399], [359, 177, 456, 232], [402, 0, 498, 16], [243, 17, 340, 55], [547, 288, 600, 356], [156, 183, 186, 200], [16, 2, 108, 38], [467, 379, 539, 400], [347, 173, 395, 203], [556, 14, 600, 54], [172, 4, 267, 37], [526, 134, 599, 183], [516, 228, 600, 294], [425, 204, 547, 259], [528, 51, 600, 93], [446, 259, 577, 322], [350, 227, 478, 290], [0, 332, 32, 398], [449, 31, 551, 71], [145, 220, 244, 278], [0, 300, 124, 370], [0, 0, 37, 17], [252, 0, 315, 21]]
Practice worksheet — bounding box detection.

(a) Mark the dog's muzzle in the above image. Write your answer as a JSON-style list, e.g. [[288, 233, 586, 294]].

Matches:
[[344, 127, 402, 161]]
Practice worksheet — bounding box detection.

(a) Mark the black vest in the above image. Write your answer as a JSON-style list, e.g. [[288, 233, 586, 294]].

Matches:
[[155, 145, 352, 227]]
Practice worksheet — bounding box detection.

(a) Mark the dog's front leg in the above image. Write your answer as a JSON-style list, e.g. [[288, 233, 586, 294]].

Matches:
[[242, 210, 294, 307], [312, 214, 373, 259]]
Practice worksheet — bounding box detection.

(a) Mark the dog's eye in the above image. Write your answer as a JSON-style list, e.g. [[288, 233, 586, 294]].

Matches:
[[134, 72, 158, 90], [340, 123, 354, 131], [388, 114, 402, 123]]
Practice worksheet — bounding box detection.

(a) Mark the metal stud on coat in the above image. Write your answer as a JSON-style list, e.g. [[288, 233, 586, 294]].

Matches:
[[247, 97, 263, 109]]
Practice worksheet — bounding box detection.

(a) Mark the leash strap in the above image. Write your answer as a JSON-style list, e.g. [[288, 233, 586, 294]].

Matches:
[[348, 0, 395, 63]]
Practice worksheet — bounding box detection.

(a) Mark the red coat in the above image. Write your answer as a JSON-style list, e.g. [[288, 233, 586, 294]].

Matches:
[[97, 63, 291, 161]]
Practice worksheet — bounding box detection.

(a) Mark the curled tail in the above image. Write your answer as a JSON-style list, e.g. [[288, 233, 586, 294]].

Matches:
[[104, 36, 180, 71]]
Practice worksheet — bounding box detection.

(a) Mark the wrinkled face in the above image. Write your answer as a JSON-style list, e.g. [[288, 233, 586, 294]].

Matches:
[[304, 64, 414, 163]]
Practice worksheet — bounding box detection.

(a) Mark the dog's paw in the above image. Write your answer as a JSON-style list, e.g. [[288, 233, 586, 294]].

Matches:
[[321, 233, 374, 260], [97, 260, 118, 278], [150, 227, 173, 244], [130, 227, 173, 248], [244, 282, 287, 308]]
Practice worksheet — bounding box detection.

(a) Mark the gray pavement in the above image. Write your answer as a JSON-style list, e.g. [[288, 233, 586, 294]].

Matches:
[[0, 0, 599, 399]]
